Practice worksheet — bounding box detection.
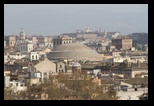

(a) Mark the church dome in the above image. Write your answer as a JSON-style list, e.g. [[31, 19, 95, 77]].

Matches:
[[47, 43, 102, 61], [19, 29, 26, 39]]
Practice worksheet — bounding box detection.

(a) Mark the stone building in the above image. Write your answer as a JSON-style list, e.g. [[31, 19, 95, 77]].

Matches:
[[56, 61, 66, 73], [129, 33, 148, 45], [15, 29, 34, 53], [37, 36, 52, 47], [34, 57, 56, 74], [31, 36, 38, 45], [20, 41, 34, 54], [5, 35, 16, 47], [28, 52, 39, 61], [81, 61, 148, 79], [112, 38, 132, 50], [72, 62, 81, 74], [4, 39, 6, 48], [53, 35, 72, 49]]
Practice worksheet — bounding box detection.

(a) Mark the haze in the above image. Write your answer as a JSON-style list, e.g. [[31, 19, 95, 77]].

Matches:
[[4, 4, 148, 36]]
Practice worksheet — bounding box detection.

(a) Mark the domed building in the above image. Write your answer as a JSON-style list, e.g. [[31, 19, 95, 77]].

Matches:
[[47, 43, 103, 61], [19, 29, 26, 39], [14, 29, 34, 53]]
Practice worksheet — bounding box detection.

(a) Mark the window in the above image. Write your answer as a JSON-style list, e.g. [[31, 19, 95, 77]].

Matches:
[[60, 65, 62, 68], [32, 55, 34, 60], [25, 46, 27, 51], [62, 69, 63, 72], [36, 55, 37, 60]]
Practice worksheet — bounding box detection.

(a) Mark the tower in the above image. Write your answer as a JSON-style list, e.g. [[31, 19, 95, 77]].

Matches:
[[19, 29, 26, 39]]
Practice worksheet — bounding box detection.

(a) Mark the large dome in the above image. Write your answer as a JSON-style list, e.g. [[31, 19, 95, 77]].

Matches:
[[47, 43, 102, 61]]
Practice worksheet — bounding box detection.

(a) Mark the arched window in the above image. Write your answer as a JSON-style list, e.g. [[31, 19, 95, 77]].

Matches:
[[62, 69, 63, 73], [36, 55, 37, 60]]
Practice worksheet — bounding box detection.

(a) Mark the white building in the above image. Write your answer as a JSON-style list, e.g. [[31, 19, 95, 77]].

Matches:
[[29, 52, 39, 61], [112, 56, 131, 63], [15, 30, 34, 53], [9, 52, 27, 60], [20, 41, 34, 54], [4, 52, 10, 64], [130, 56, 147, 63], [105, 32, 121, 39], [10, 80, 27, 93], [4, 76, 10, 88]]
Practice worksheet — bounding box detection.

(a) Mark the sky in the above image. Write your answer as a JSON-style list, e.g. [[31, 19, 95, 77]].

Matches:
[[4, 4, 148, 36]]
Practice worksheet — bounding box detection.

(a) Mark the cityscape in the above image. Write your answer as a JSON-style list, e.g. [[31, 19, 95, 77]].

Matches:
[[4, 4, 148, 100]]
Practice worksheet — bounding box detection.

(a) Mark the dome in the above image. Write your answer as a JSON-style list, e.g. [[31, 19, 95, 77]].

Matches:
[[20, 31, 25, 36], [47, 43, 102, 61], [19, 29, 26, 39]]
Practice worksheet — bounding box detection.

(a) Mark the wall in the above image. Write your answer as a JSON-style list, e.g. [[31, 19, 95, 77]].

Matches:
[[9, 54, 27, 60], [113, 57, 124, 63], [131, 69, 148, 78], [4, 76, 10, 88], [29, 52, 39, 61], [34, 59, 56, 73], [56, 62, 66, 73], [122, 39, 132, 50]]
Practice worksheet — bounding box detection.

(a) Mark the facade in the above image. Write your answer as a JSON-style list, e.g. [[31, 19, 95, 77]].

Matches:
[[34, 58, 56, 74], [15, 30, 34, 53], [31, 36, 38, 45], [4, 76, 10, 88], [4, 52, 10, 64], [4, 39, 6, 48], [20, 41, 34, 54], [130, 33, 148, 45], [72, 62, 81, 74], [10, 80, 27, 92], [76, 27, 98, 39], [111, 51, 122, 57], [37, 36, 52, 47], [77, 32, 98, 39], [56, 62, 66, 73], [112, 38, 132, 50], [5, 35, 16, 47], [9, 52, 27, 60], [106, 45, 116, 52], [105, 32, 121, 39], [53, 35, 72, 49], [29, 52, 39, 61]]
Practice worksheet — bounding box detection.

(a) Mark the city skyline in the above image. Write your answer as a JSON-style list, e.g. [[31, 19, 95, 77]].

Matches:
[[4, 4, 148, 36]]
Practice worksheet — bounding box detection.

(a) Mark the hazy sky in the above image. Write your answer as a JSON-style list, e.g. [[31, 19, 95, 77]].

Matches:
[[4, 4, 148, 36]]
